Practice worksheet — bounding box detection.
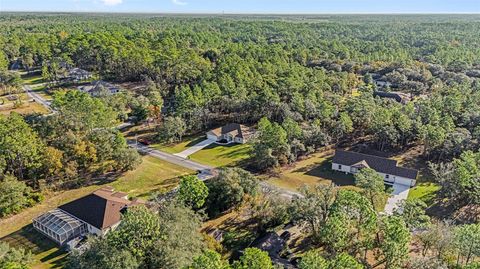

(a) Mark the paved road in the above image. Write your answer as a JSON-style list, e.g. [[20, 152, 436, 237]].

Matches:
[[129, 141, 300, 198], [23, 85, 52, 111], [23, 78, 301, 199]]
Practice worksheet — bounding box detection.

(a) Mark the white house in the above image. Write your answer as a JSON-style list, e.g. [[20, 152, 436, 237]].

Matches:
[[67, 68, 92, 82], [206, 123, 254, 144], [331, 150, 418, 187], [33, 187, 143, 245]]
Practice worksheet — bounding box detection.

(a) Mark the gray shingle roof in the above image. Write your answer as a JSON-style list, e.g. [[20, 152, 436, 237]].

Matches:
[[332, 150, 418, 179]]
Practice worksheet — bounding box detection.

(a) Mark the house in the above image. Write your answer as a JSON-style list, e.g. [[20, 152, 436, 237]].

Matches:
[[374, 80, 392, 88], [370, 73, 392, 88], [78, 80, 121, 97], [33, 187, 143, 245], [67, 68, 92, 82], [331, 150, 418, 187], [206, 123, 253, 144], [374, 90, 412, 104]]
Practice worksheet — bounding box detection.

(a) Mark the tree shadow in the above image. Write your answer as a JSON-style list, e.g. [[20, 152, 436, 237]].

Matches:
[[1, 224, 67, 267], [296, 158, 356, 186], [185, 136, 207, 147]]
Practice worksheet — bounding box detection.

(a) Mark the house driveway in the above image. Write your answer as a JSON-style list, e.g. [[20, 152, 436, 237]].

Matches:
[[174, 138, 215, 159], [384, 183, 411, 215]]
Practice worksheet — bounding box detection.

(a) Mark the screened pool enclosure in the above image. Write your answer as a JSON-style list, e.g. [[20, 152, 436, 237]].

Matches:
[[33, 209, 87, 245]]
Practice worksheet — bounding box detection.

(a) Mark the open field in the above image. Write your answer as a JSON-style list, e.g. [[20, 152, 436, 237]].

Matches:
[[0, 100, 49, 115], [0, 155, 193, 268], [190, 142, 252, 167], [110, 155, 193, 198]]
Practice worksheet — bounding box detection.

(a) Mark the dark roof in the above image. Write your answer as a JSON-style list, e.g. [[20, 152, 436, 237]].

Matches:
[[374, 91, 411, 103], [59, 189, 131, 230], [209, 123, 252, 139], [332, 150, 418, 179]]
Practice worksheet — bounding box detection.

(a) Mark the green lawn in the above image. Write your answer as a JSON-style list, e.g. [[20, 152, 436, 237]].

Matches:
[[266, 150, 387, 211], [266, 150, 355, 192], [21, 72, 44, 85], [110, 155, 193, 198], [152, 134, 206, 154], [2, 225, 66, 269], [189, 143, 252, 167], [0, 156, 193, 268], [407, 182, 440, 206]]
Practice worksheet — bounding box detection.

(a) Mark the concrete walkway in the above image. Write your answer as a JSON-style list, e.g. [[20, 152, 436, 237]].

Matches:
[[384, 183, 411, 215], [174, 139, 215, 159]]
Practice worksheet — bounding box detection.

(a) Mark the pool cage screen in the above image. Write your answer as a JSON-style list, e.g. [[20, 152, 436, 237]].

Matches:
[[33, 209, 87, 245]]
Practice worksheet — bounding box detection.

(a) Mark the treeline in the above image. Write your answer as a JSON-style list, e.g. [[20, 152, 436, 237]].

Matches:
[[0, 91, 141, 217], [2, 14, 479, 149], [2, 13, 480, 214]]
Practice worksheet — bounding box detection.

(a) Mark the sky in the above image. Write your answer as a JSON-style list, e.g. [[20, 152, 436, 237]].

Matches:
[[1, 0, 479, 14]]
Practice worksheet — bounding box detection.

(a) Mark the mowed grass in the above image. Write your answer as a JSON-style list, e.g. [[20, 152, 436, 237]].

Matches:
[[2, 225, 67, 269], [189, 143, 252, 167], [266, 150, 355, 192], [110, 155, 193, 198], [407, 182, 440, 206], [21, 71, 44, 85], [265, 149, 388, 211], [0, 156, 192, 268], [152, 134, 206, 154]]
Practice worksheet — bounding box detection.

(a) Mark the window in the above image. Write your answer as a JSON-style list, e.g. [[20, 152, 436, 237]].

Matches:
[[385, 174, 390, 179], [338, 164, 342, 170]]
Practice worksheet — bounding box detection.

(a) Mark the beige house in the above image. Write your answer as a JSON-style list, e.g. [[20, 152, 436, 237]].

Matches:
[[206, 123, 253, 144]]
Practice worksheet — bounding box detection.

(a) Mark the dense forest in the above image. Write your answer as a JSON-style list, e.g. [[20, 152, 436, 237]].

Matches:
[[1, 13, 480, 269]]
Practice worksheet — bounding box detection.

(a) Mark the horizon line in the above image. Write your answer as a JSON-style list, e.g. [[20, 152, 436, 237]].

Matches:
[[1, 11, 480, 15]]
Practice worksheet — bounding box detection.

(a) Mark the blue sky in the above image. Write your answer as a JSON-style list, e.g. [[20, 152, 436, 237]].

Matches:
[[1, 0, 479, 13]]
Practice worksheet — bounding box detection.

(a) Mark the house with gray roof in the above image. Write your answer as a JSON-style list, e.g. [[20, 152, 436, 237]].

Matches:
[[78, 80, 121, 97], [67, 68, 92, 82], [331, 150, 418, 187], [206, 123, 254, 144], [374, 90, 412, 104]]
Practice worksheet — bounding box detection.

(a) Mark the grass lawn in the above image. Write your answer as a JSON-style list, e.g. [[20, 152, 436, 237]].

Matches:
[[0, 155, 192, 268], [32, 87, 54, 101], [266, 149, 388, 211], [266, 150, 355, 192], [152, 134, 206, 154], [110, 155, 193, 198], [21, 72, 44, 85], [189, 143, 252, 167], [2, 225, 67, 269], [407, 183, 441, 206], [0, 101, 50, 115]]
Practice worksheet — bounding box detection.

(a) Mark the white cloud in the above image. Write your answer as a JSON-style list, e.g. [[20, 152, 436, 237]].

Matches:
[[172, 0, 187, 6], [101, 0, 123, 6]]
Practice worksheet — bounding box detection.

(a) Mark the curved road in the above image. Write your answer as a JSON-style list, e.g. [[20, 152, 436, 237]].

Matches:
[[22, 80, 301, 199]]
